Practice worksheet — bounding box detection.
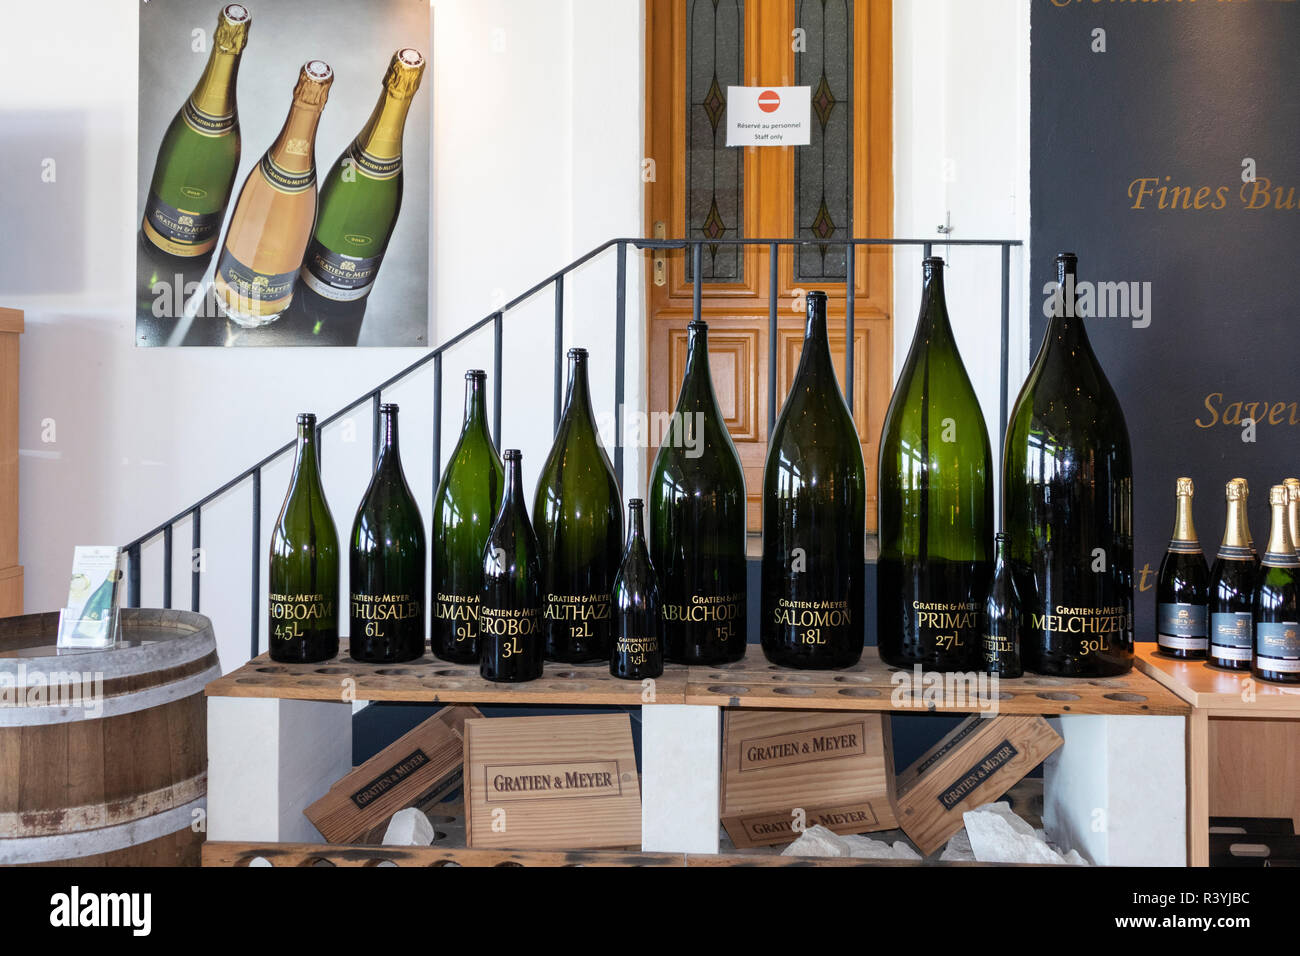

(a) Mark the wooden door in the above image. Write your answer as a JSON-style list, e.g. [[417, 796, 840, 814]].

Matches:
[[645, 0, 892, 534]]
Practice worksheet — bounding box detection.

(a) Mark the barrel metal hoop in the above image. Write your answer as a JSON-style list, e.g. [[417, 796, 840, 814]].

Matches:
[[0, 662, 222, 726], [0, 772, 207, 838], [0, 795, 205, 865]]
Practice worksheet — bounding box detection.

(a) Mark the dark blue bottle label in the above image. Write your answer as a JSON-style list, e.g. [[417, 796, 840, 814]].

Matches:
[[1255, 621, 1300, 673], [216, 249, 298, 303], [1210, 611, 1252, 661], [1157, 602, 1208, 651], [142, 192, 225, 252], [301, 239, 383, 301]]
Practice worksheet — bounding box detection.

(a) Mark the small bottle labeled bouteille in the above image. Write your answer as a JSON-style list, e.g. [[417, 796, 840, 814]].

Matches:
[[349, 405, 426, 663], [269, 413, 339, 663], [1252, 485, 1300, 684], [214, 60, 333, 327], [1208, 478, 1256, 670], [982, 533, 1022, 678], [1155, 478, 1210, 659], [481, 450, 544, 683], [611, 500, 664, 681]]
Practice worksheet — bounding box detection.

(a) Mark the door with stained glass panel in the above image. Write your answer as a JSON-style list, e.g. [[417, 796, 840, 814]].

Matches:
[[645, 0, 892, 534]]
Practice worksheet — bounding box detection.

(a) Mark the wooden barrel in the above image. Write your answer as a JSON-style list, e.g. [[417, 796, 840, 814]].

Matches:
[[0, 608, 220, 865]]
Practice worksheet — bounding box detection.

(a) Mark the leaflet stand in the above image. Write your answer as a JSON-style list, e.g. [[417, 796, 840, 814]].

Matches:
[[56, 604, 122, 650]]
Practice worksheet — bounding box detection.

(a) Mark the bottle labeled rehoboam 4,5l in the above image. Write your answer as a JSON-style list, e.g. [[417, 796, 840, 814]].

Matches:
[[141, 4, 251, 258], [1155, 478, 1210, 660], [611, 499, 664, 681], [481, 450, 545, 683], [1252, 484, 1300, 685], [1208, 478, 1257, 670]]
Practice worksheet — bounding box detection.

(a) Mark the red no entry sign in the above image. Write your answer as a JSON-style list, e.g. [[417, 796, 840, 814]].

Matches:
[[758, 89, 781, 113]]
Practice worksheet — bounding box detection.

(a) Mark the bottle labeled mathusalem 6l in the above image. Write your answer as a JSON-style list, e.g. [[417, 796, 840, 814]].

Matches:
[[1003, 253, 1134, 676], [533, 348, 623, 662], [141, 4, 251, 258], [1208, 478, 1257, 670], [1252, 484, 1300, 684], [269, 413, 339, 663], [481, 450, 545, 683], [982, 533, 1023, 678], [1155, 478, 1210, 660], [877, 257, 993, 671], [214, 60, 333, 327], [301, 49, 425, 302], [349, 404, 426, 663], [611, 499, 665, 681], [431, 370, 504, 664], [648, 319, 747, 665], [761, 290, 866, 669]]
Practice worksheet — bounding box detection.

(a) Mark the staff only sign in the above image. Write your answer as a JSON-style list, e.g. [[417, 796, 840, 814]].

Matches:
[[726, 86, 811, 146]]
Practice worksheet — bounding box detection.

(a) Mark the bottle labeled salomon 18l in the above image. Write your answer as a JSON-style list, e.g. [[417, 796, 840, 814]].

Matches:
[[648, 319, 747, 665], [877, 257, 993, 671], [533, 348, 623, 662], [1003, 253, 1134, 676], [431, 371, 503, 663], [761, 290, 866, 669], [1252, 485, 1300, 684], [1156, 478, 1210, 660], [269, 413, 339, 663], [349, 405, 426, 663], [1208, 479, 1257, 670], [481, 450, 544, 683], [982, 533, 1023, 678], [301, 49, 425, 302], [611, 500, 664, 681]]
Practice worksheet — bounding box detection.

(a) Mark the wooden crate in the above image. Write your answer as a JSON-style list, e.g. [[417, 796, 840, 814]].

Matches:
[[720, 710, 897, 847]]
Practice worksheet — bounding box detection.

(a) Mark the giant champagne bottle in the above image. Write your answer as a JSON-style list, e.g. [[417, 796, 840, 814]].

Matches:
[[761, 290, 866, 669], [1155, 478, 1210, 660], [214, 60, 333, 327], [1209, 478, 1257, 671], [431, 370, 504, 663], [1003, 253, 1134, 676], [141, 4, 251, 258], [349, 404, 426, 663], [648, 319, 747, 664], [301, 49, 425, 302], [269, 413, 339, 662], [1252, 485, 1300, 684], [481, 450, 545, 683], [533, 348, 623, 662], [611, 499, 665, 680], [877, 257, 993, 670]]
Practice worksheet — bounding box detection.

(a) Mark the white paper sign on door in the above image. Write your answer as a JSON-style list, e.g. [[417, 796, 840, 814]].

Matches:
[[725, 86, 811, 147]]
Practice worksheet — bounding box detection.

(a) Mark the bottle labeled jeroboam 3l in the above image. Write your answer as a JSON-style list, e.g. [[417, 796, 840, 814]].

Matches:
[[269, 413, 339, 663], [214, 61, 333, 327], [611, 500, 665, 680], [481, 450, 544, 683], [1253, 484, 1300, 684], [761, 290, 866, 669], [534, 348, 623, 662], [1003, 253, 1134, 676], [1208, 479, 1257, 670], [301, 49, 425, 302], [431, 371, 504, 663], [349, 405, 426, 663], [1155, 478, 1210, 659], [648, 319, 747, 664], [142, 4, 251, 258], [877, 257, 993, 670]]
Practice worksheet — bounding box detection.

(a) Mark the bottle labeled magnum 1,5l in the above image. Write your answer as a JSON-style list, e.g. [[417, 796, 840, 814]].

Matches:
[[1155, 477, 1210, 659], [481, 450, 545, 683], [761, 290, 866, 669], [1252, 484, 1300, 684], [1208, 478, 1257, 670]]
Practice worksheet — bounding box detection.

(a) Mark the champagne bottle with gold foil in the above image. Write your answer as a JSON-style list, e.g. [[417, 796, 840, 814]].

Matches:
[[142, 4, 251, 258], [214, 61, 333, 327], [1286, 479, 1300, 560], [1209, 479, 1257, 671], [1155, 478, 1209, 659], [1252, 485, 1300, 684], [301, 49, 425, 302]]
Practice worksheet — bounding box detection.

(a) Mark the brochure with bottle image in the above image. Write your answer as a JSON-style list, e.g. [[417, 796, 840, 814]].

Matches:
[[57, 546, 126, 649]]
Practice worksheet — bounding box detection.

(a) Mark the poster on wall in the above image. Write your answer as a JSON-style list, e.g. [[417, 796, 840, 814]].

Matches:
[[135, 1, 432, 347]]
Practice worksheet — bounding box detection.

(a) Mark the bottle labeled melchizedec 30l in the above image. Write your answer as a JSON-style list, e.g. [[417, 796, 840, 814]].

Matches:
[[761, 290, 866, 669], [533, 348, 623, 662], [877, 257, 993, 671], [141, 4, 250, 258], [1003, 253, 1134, 676], [648, 319, 747, 665], [481, 450, 544, 683], [1155, 477, 1210, 660], [1208, 478, 1257, 670], [611, 500, 665, 681], [1252, 485, 1300, 685]]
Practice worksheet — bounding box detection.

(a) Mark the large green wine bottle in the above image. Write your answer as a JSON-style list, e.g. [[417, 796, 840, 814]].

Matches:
[[648, 319, 747, 664], [1252, 485, 1300, 684], [432, 370, 504, 664], [269, 413, 340, 663], [141, 4, 251, 258], [1003, 253, 1134, 676], [349, 404, 426, 663], [533, 348, 623, 662], [612, 499, 665, 680], [877, 257, 993, 671], [761, 290, 866, 669], [300, 49, 425, 302], [481, 450, 545, 683]]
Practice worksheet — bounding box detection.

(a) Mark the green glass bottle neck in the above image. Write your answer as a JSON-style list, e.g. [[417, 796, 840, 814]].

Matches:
[[502, 457, 527, 516], [916, 265, 955, 343], [375, 411, 403, 474], [356, 89, 414, 161], [625, 504, 646, 550], [293, 425, 323, 488], [561, 356, 598, 429], [462, 377, 491, 436], [1042, 264, 1095, 354], [190, 48, 241, 118], [797, 301, 837, 381]]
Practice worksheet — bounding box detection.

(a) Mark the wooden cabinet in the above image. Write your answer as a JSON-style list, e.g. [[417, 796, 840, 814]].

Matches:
[[0, 308, 21, 617]]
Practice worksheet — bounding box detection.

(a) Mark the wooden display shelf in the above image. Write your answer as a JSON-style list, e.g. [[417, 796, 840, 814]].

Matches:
[[1134, 644, 1300, 717], [208, 642, 1188, 718]]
